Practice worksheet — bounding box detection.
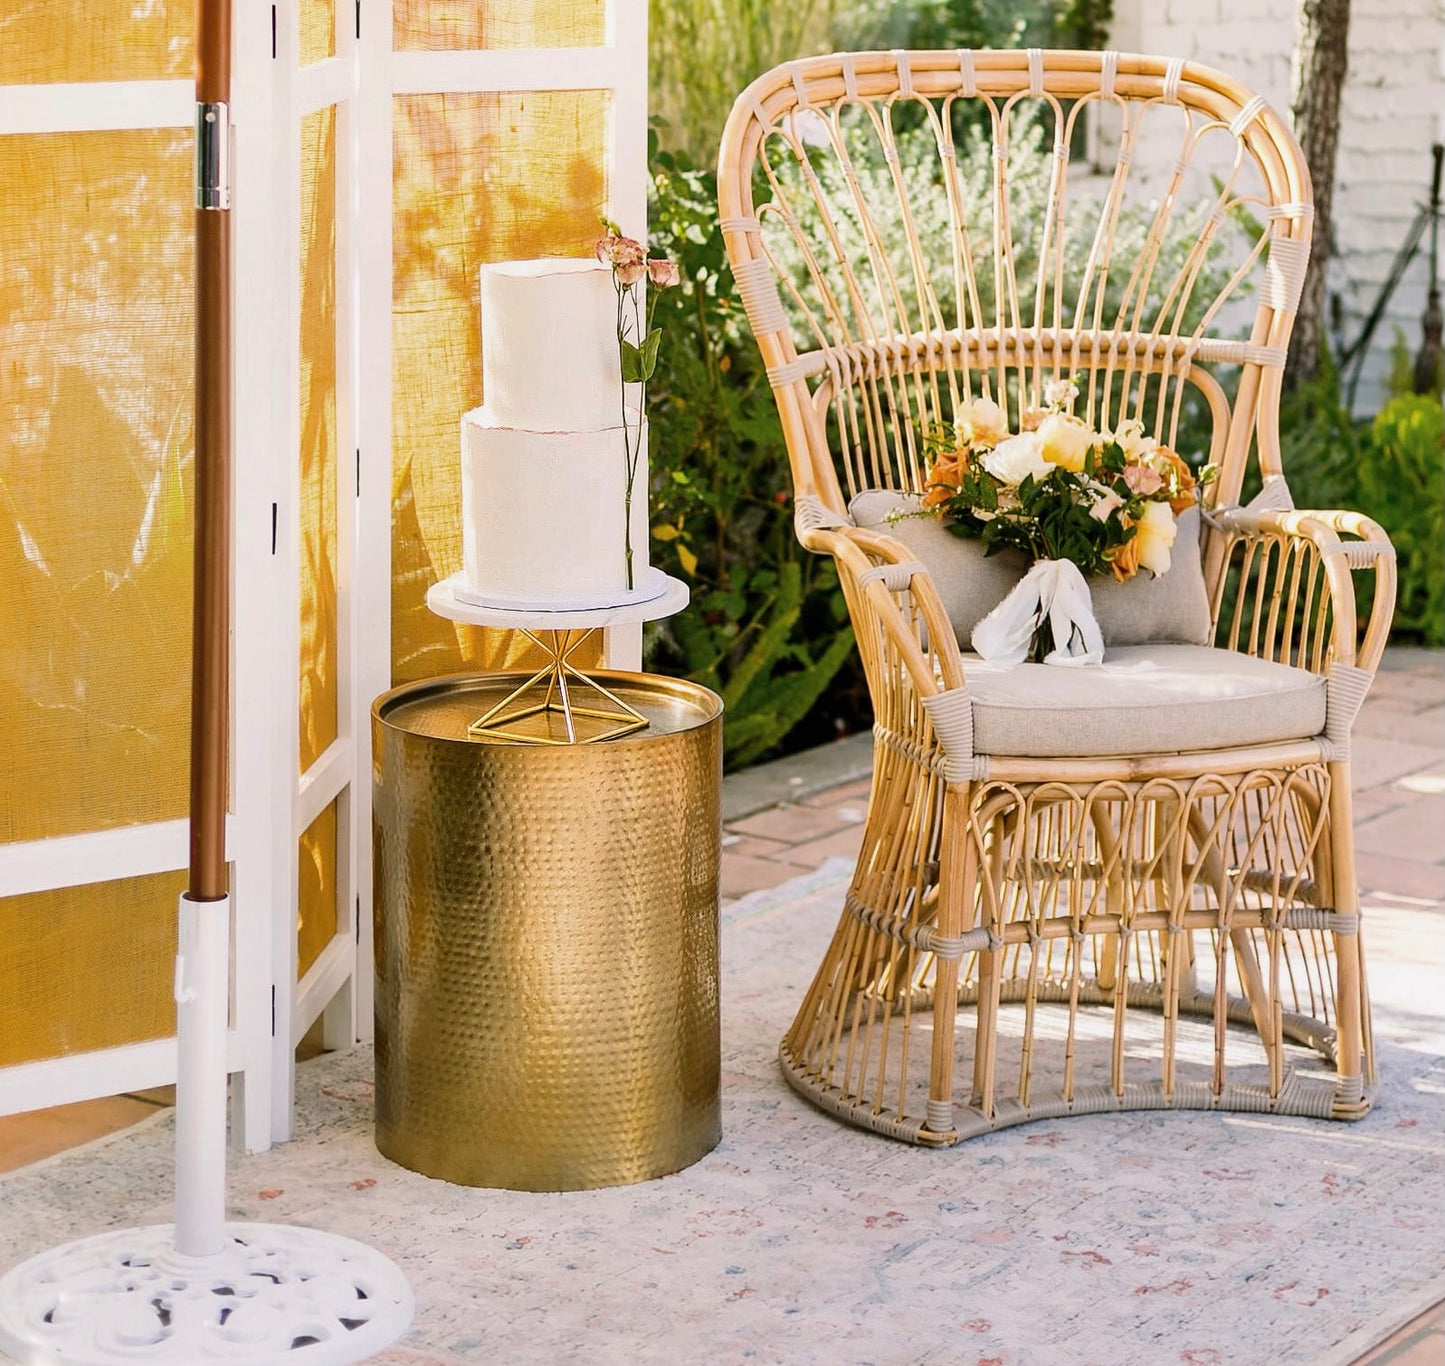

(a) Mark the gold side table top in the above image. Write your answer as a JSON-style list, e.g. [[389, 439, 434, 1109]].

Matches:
[[372, 671, 723, 1192]]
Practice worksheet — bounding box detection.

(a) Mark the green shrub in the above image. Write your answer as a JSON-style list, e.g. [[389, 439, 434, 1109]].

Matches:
[[649, 0, 1056, 165], [646, 138, 864, 769], [1280, 364, 1444, 646], [1357, 395, 1445, 644]]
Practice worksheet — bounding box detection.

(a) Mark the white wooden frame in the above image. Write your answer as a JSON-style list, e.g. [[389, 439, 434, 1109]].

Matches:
[[0, 0, 647, 1152]]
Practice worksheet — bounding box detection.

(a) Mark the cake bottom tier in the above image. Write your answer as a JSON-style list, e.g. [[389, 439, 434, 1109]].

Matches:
[[461, 410, 650, 607]]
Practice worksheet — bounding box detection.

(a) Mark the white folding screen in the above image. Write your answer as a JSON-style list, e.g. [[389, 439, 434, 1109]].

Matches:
[[0, 0, 647, 1153]]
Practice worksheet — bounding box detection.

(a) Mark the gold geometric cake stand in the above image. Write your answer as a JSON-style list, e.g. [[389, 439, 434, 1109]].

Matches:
[[425, 572, 691, 745]]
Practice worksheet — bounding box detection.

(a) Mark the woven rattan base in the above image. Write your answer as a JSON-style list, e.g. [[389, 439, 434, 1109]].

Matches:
[[372, 672, 723, 1191], [779, 757, 1376, 1146]]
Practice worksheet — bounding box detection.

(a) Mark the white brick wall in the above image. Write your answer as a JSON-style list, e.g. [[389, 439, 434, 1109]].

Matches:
[[1113, 0, 1445, 412]]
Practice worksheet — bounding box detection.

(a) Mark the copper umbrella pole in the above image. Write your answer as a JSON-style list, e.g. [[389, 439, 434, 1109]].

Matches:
[[189, 0, 231, 902], [168, 0, 234, 1261]]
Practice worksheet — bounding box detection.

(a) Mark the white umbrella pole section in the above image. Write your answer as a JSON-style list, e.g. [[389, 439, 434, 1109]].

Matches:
[[0, 0, 414, 1358]]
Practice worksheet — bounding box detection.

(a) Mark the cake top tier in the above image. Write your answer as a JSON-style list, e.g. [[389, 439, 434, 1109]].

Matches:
[[480, 258, 623, 434]]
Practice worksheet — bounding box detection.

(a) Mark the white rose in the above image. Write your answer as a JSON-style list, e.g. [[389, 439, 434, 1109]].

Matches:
[[1108, 417, 1158, 462], [1044, 377, 1080, 409], [957, 395, 1008, 447], [981, 430, 1052, 486], [1135, 499, 1178, 576]]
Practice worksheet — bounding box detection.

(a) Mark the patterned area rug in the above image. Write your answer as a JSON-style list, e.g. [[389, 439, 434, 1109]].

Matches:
[[3, 858, 1443, 1366]]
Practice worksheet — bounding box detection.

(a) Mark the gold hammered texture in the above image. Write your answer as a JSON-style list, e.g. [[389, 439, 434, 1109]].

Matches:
[[372, 672, 723, 1191]]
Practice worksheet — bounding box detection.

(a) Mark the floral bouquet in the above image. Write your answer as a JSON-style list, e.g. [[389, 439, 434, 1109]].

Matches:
[[594, 224, 680, 591], [919, 380, 1213, 665]]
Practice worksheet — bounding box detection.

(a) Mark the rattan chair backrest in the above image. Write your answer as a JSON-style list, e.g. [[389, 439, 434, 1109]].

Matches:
[[717, 49, 1312, 520]]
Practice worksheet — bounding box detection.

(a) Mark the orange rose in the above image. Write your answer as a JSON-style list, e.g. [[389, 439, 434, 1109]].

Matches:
[[922, 455, 962, 509], [1106, 531, 1141, 582], [1021, 406, 1048, 432], [1154, 447, 1197, 514]]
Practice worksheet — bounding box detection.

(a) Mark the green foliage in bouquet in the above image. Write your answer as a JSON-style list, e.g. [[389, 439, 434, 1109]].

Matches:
[[934, 437, 1137, 574], [645, 134, 861, 769]]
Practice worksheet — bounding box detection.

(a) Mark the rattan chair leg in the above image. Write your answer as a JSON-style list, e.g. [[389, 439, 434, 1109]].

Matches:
[[1328, 761, 1369, 1115], [924, 785, 971, 1137]]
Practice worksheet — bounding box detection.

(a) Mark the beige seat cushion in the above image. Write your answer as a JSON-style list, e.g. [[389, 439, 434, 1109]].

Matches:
[[967, 644, 1327, 758], [849, 492, 1213, 649]]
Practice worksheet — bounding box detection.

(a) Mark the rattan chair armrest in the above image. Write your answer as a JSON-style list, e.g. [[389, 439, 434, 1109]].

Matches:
[[1212, 505, 1397, 671], [822, 526, 967, 692]]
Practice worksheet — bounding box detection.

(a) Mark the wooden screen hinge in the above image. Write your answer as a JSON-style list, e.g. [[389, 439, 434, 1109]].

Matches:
[[195, 103, 229, 210], [356, 896, 361, 943], [270, 502, 278, 554], [356, 448, 361, 497], [270, 985, 277, 1037], [271, 5, 277, 58], [355, 0, 361, 39]]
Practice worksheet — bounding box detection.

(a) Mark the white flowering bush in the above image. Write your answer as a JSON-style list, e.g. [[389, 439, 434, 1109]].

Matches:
[[765, 119, 1233, 350]]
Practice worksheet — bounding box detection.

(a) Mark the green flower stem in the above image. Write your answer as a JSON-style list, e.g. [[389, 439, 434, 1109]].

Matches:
[[615, 278, 647, 592]]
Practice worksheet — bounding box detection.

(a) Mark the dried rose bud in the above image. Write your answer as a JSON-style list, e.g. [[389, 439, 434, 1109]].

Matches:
[[595, 234, 646, 269], [616, 259, 647, 286], [647, 257, 681, 288]]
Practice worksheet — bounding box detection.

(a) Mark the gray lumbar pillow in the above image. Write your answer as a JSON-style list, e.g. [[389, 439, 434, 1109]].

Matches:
[[1089, 505, 1213, 646], [848, 491, 1213, 650], [848, 490, 1029, 643]]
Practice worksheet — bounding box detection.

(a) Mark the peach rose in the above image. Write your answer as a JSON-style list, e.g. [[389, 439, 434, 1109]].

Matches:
[[1134, 499, 1178, 576], [1038, 413, 1095, 472], [957, 395, 1008, 447], [1123, 463, 1164, 497], [922, 453, 963, 508], [647, 257, 681, 289]]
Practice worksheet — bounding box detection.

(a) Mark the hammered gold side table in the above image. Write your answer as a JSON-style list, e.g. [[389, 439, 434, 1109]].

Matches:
[[371, 671, 723, 1192]]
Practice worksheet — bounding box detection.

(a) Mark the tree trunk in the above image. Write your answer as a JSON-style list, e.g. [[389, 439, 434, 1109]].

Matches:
[[1288, 0, 1351, 389]]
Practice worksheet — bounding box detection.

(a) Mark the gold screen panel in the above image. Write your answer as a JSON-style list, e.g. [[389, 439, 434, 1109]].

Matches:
[[300, 0, 337, 66], [393, 0, 604, 51], [391, 90, 609, 685], [297, 798, 339, 979], [0, 129, 194, 845], [0, 871, 188, 1068], [299, 105, 340, 774], [0, 1, 189, 84]]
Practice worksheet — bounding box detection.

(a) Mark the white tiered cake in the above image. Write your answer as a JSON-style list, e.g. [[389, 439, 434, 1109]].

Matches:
[[456, 258, 661, 611]]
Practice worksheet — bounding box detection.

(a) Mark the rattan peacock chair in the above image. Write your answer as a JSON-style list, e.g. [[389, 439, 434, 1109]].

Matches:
[[717, 49, 1397, 1145]]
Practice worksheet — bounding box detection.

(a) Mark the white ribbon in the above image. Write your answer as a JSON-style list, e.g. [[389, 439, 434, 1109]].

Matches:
[[971, 558, 1105, 667]]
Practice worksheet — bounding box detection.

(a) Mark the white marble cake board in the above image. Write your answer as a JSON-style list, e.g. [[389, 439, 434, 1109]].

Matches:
[[451, 564, 672, 614], [428, 571, 689, 632]]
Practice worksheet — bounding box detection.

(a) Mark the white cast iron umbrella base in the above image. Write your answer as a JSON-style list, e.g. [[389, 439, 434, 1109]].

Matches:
[[0, 1222, 414, 1365]]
